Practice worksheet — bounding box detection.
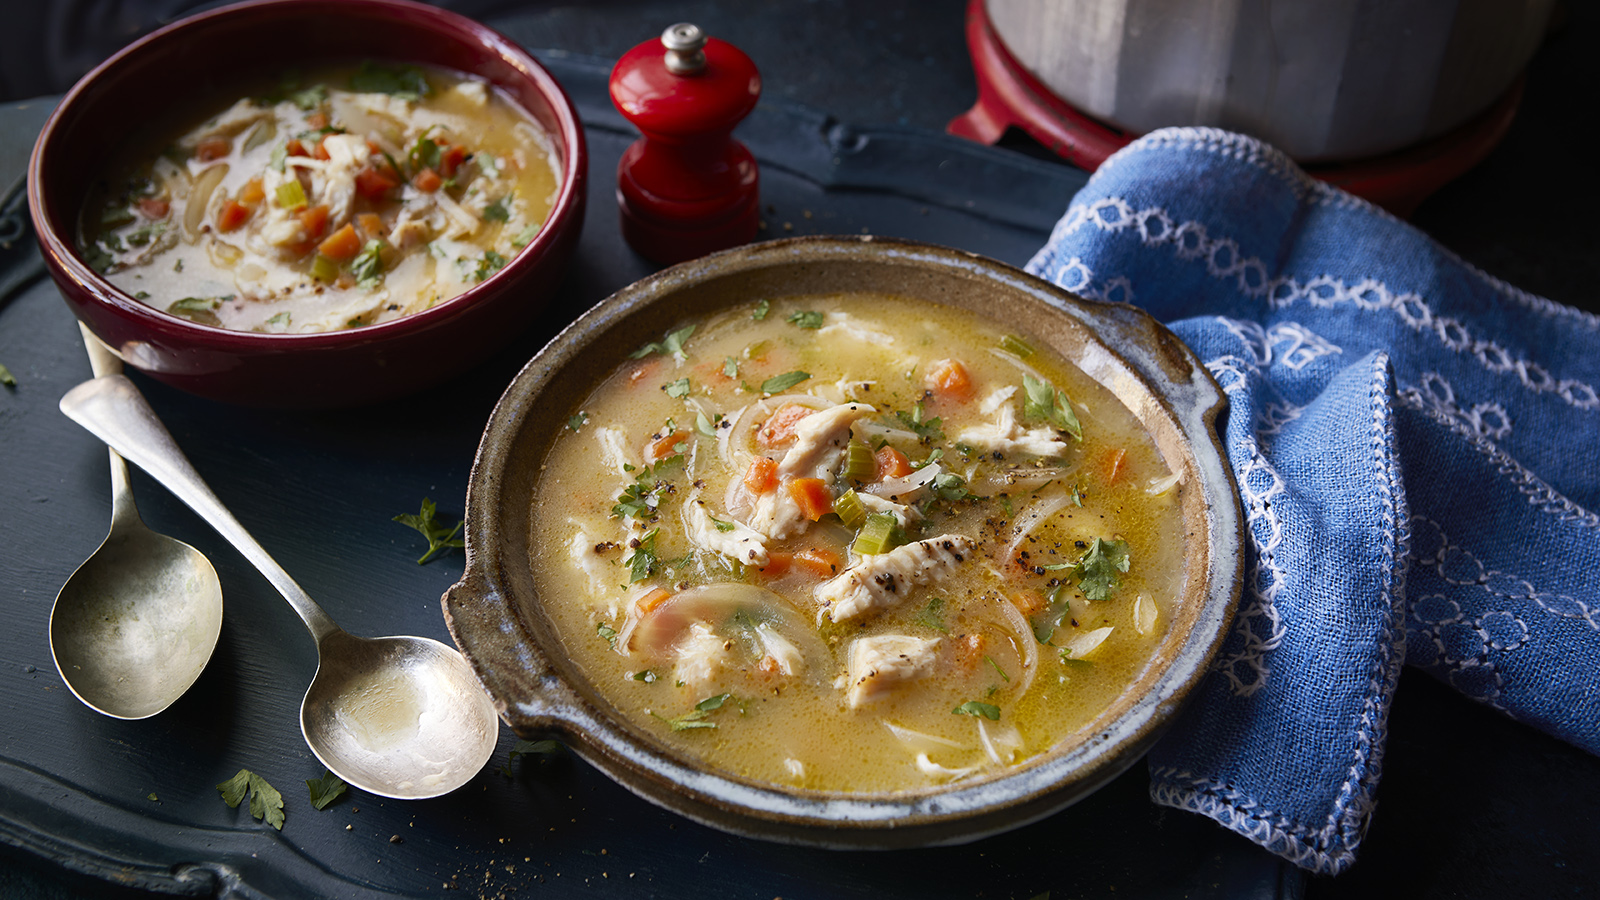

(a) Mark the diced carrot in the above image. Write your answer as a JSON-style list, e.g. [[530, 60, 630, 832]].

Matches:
[[215, 200, 252, 233], [756, 404, 812, 447], [755, 551, 792, 578], [311, 137, 331, 161], [298, 204, 330, 241], [317, 223, 362, 261], [306, 112, 329, 130], [956, 633, 987, 670], [439, 144, 468, 177], [926, 358, 975, 402], [645, 430, 690, 462], [1101, 447, 1127, 485], [194, 137, 231, 162], [787, 478, 834, 522], [354, 166, 399, 200], [744, 456, 779, 494], [875, 445, 913, 479], [1010, 589, 1047, 616], [285, 139, 308, 157], [236, 177, 265, 206], [412, 167, 442, 193], [136, 197, 169, 219], [356, 212, 385, 237], [634, 587, 672, 616], [791, 547, 840, 578]]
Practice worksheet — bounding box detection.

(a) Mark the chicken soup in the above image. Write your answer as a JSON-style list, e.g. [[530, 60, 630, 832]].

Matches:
[[531, 293, 1187, 792], [79, 61, 559, 333]]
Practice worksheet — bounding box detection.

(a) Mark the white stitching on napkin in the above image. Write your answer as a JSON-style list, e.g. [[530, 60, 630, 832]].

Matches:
[[1035, 197, 1600, 412], [1396, 393, 1600, 528], [1399, 372, 1513, 441], [1090, 126, 1600, 334]]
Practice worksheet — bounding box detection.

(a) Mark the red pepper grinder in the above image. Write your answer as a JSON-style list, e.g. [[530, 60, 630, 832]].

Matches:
[[610, 23, 761, 265]]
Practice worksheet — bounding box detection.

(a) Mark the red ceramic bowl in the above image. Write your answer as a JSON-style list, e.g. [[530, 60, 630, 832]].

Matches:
[[28, 0, 587, 408]]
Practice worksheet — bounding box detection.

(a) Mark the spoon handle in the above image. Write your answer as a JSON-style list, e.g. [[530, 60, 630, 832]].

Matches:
[[59, 374, 340, 644], [77, 323, 142, 531]]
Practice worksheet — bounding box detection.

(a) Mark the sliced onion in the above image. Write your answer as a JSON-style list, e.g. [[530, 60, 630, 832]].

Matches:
[[1001, 488, 1071, 567], [991, 594, 1039, 698], [1134, 593, 1159, 635], [1146, 471, 1183, 496], [183, 163, 228, 240], [862, 462, 941, 501], [914, 753, 979, 782], [624, 583, 829, 683], [1061, 626, 1114, 660], [977, 718, 1025, 766], [884, 721, 969, 752]]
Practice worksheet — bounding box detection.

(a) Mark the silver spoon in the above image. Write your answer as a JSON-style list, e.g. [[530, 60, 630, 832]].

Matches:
[[59, 372, 500, 799], [50, 324, 223, 719]]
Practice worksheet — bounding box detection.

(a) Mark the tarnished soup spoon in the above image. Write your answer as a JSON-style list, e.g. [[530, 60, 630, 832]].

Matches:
[[59, 373, 500, 799], [50, 324, 223, 719]]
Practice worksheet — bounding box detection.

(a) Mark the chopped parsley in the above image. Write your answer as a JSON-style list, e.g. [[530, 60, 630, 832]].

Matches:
[[752, 298, 770, 320], [305, 771, 347, 810], [709, 515, 737, 533], [289, 84, 328, 110], [630, 669, 658, 683], [786, 310, 824, 329], [761, 370, 811, 393], [695, 411, 720, 438], [611, 456, 681, 519], [1022, 374, 1083, 441], [350, 239, 385, 289], [895, 401, 944, 443], [985, 656, 1010, 682], [471, 249, 508, 283], [597, 621, 620, 650], [723, 356, 739, 377], [0, 363, 16, 388], [511, 224, 540, 248], [391, 497, 465, 564], [567, 411, 589, 432], [655, 693, 732, 731], [952, 701, 1001, 721], [216, 769, 285, 830], [664, 377, 691, 398], [630, 324, 696, 362]]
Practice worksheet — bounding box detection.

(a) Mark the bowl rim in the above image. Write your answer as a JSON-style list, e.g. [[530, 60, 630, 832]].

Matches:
[[445, 235, 1244, 846], [26, 0, 587, 350]]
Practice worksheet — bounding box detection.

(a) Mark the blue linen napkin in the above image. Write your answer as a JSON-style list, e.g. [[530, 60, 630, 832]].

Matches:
[[1025, 127, 1600, 875]]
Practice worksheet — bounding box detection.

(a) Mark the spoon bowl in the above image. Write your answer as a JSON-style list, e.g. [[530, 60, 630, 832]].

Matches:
[[59, 372, 500, 798], [51, 324, 222, 720]]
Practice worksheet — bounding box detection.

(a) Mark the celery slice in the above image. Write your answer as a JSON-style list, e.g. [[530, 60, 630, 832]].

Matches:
[[275, 180, 308, 210], [309, 253, 338, 283], [842, 440, 875, 482], [833, 489, 867, 529], [1000, 334, 1035, 358], [852, 512, 899, 555]]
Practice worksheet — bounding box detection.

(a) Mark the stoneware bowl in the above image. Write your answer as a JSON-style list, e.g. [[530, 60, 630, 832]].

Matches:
[[444, 236, 1242, 847], [28, 0, 586, 408]]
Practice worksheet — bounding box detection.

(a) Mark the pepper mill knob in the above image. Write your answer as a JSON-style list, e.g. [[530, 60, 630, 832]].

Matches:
[[610, 22, 761, 265]]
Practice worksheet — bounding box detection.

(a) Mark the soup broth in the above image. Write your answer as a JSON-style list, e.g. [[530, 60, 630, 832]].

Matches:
[[79, 61, 559, 333], [531, 293, 1187, 792]]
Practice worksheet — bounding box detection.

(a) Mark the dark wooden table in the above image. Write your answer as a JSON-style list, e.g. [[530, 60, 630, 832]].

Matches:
[[2, 3, 1596, 898]]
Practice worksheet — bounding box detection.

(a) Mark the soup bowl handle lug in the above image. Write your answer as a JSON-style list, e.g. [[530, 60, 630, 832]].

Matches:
[[1068, 298, 1227, 422], [442, 570, 588, 733]]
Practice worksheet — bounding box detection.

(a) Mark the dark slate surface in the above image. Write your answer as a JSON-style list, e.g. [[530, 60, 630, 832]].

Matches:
[[3, 2, 1599, 899]]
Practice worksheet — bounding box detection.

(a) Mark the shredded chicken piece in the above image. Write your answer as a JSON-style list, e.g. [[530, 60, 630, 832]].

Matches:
[[956, 396, 1069, 458], [566, 526, 620, 616], [674, 622, 729, 691], [684, 496, 769, 566], [857, 491, 919, 529], [745, 402, 875, 540], [754, 622, 804, 676], [846, 634, 940, 707], [818, 534, 975, 623], [595, 425, 637, 475]]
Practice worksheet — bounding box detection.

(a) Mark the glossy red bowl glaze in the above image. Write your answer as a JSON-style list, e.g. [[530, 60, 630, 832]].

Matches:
[[28, 0, 586, 408]]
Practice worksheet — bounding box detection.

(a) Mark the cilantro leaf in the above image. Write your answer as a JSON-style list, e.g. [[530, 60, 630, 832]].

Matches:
[[482, 196, 511, 222], [786, 310, 824, 329], [217, 768, 285, 830], [761, 371, 811, 393], [597, 621, 620, 650], [664, 377, 691, 398], [350, 239, 385, 289], [392, 498, 465, 564], [654, 693, 732, 731], [625, 529, 660, 582], [631, 669, 658, 683], [895, 402, 944, 443], [695, 411, 719, 438], [952, 701, 1001, 721], [306, 771, 347, 810], [500, 739, 562, 777], [568, 411, 589, 432], [914, 596, 947, 632], [1075, 537, 1130, 601], [629, 324, 696, 362], [0, 363, 15, 388], [723, 356, 739, 377], [1021, 375, 1083, 441], [289, 84, 328, 110], [752, 299, 770, 320], [709, 516, 737, 533], [511, 224, 540, 248], [351, 61, 430, 100], [472, 249, 508, 283]]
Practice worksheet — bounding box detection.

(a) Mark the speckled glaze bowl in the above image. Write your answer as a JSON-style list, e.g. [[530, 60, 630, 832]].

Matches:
[[28, 0, 586, 408], [444, 236, 1242, 847]]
